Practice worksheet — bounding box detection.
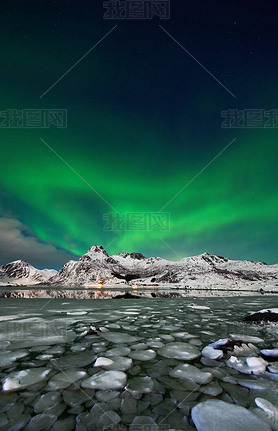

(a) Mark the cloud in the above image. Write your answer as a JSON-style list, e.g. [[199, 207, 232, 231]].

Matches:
[[0, 217, 77, 269]]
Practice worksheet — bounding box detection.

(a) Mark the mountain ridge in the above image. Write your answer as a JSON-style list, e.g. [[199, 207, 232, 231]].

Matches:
[[0, 246, 277, 288]]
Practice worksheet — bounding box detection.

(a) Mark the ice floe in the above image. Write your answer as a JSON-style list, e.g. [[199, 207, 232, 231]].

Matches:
[[129, 349, 156, 361], [229, 334, 264, 344], [130, 416, 159, 431], [94, 357, 114, 368], [46, 369, 87, 391], [169, 364, 213, 384], [158, 342, 200, 360], [261, 348, 278, 358], [101, 332, 138, 344], [126, 376, 154, 395], [202, 345, 223, 360], [81, 370, 127, 390], [192, 399, 271, 431], [226, 356, 268, 375], [2, 368, 51, 392], [34, 392, 61, 413], [105, 346, 131, 357], [102, 356, 133, 371]]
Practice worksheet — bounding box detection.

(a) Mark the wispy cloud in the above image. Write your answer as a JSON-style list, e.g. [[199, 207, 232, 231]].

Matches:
[[0, 217, 77, 269]]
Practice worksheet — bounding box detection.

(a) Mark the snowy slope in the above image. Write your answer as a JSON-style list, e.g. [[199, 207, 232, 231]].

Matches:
[[0, 260, 57, 286], [49, 246, 127, 286]]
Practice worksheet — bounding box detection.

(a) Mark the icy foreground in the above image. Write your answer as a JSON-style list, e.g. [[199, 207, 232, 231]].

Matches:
[[0, 296, 278, 430], [1, 245, 278, 289]]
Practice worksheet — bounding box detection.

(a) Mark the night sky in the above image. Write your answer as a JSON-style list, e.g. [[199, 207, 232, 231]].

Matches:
[[0, 1, 277, 268]]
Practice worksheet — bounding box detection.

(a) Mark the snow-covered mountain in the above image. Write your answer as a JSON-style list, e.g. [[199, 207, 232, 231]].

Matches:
[[47, 246, 278, 289], [1, 246, 278, 289], [0, 260, 57, 286]]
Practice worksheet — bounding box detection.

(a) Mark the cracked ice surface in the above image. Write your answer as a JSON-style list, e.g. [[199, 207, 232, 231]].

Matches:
[[0, 296, 277, 430]]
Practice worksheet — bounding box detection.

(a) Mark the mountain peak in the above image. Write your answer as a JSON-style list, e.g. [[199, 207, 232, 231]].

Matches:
[[2, 260, 31, 269], [200, 252, 228, 263], [115, 252, 146, 260], [84, 245, 109, 259], [0, 259, 55, 285]]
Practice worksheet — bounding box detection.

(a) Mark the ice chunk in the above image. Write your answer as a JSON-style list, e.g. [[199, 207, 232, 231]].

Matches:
[[130, 416, 159, 431], [0, 350, 29, 368], [103, 356, 133, 371], [81, 370, 127, 390], [147, 340, 165, 348], [97, 410, 121, 430], [254, 397, 278, 429], [2, 368, 51, 392], [169, 364, 213, 384], [0, 413, 31, 430], [199, 381, 223, 396], [220, 382, 249, 407], [34, 392, 61, 413], [131, 343, 148, 350], [63, 389, 94, 407], [129, 349, 156, 361], [230, 334, 264, 344], [202, 345, 223, 360], [46, 369, 87, 391], [192, 399, 271, 431], [211, 338, 229, 348], [158, 342, 200, 360], [238, 378, 272, 390], [226, 356, 268, 375], [94, 357, 114, 367], [126, 376, 153, 395], [101, 332, 138, 344], [268, 363, 278, 374], [120, 398, 137, 414], [45, 346, 65, 355], [105, 346, 131, 357], [25, 413, 57, 430], [261, 348, 278, 358], [53, 351, 96, 369], [95, 390, 120, 402]]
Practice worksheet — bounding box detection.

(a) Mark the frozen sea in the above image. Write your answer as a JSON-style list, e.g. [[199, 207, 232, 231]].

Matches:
[[0, 296, 277, 430]]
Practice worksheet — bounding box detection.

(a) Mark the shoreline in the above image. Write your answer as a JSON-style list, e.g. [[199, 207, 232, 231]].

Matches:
[[0, 286, 275, 299]]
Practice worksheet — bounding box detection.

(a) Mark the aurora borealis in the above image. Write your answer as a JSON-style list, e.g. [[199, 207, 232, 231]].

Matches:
[[0, 1, 277, 268]]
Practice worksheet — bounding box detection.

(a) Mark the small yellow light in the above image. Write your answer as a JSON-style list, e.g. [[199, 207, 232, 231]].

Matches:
[[97, 282, 103, 289]]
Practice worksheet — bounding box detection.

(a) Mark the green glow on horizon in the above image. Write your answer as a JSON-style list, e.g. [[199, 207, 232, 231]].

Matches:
[[1, 116, 277, 263]]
